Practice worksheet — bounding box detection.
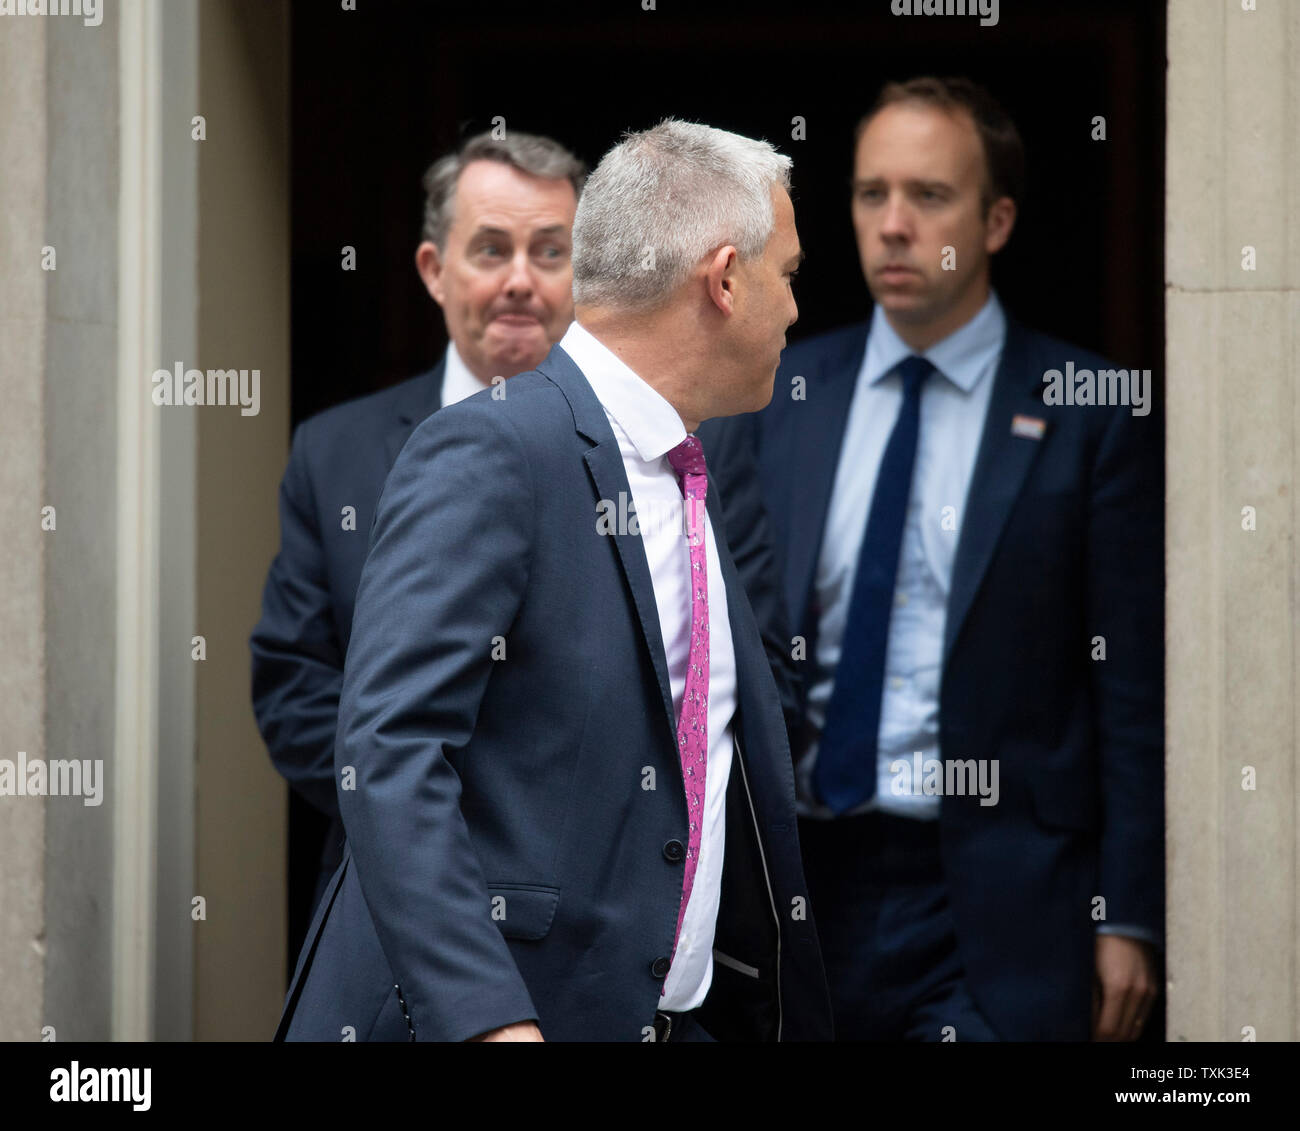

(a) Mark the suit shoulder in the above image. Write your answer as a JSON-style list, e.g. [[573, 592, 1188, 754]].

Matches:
[[402, 370, 570, 453], [1015, 325, 1115, 375], [295, 371, 433, 450]]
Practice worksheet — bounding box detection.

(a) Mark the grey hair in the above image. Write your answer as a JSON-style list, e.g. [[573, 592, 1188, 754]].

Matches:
[[420, 130, 587, 249], [572, 119, 793, 311]]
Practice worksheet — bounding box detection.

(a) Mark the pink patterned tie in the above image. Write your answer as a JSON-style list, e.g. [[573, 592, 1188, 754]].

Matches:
[[665, 435, 709, 974]]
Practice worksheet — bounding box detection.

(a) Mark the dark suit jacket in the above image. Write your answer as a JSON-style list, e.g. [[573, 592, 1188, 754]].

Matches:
[[250, 359, 445, 906], [274, 343, 834, 1042], [698, 314, 1164, 1041]]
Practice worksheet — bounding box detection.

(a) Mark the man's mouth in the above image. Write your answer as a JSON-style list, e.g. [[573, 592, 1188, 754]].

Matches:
[[492, 312, 541, 327]]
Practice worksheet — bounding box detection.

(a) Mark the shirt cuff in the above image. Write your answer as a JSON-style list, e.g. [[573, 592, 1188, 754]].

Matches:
[[1096, 923, 1163, 951]]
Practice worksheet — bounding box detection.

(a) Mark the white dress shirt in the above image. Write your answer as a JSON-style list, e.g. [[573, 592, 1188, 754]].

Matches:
[[797, 293, 1006, 819], [558, 319, 737, 1012], [440, 340, 492, 407]]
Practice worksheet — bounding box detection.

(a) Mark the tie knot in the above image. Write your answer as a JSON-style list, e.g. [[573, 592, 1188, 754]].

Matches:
[[667, 434, 708, 478], [896, 355, 935, 397]]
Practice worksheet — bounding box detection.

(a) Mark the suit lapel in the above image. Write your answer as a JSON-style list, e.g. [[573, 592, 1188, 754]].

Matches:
[[943, 319, 1050, 663], [584, 442, 679, 742], [707, 478, 794, 788], [780, 322, 869, 633], [384, 355, 447, 468], [539, 346, 679, 746]]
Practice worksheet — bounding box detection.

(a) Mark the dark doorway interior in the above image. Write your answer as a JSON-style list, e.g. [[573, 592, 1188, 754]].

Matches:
[[286, 0, 1167, 1037]]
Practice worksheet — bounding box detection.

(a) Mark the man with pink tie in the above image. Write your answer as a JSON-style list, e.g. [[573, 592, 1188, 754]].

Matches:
[[276, 120, 833, 1042]]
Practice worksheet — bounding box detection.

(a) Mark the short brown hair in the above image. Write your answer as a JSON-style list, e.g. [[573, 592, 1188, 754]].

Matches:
[[854, 76, 1025, 214], [420, 131, 587, 249]]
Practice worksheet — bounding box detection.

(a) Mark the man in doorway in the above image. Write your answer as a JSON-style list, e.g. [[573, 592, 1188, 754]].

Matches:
[[701, 76, 1163, 1042], [251, 130, 584, 941]]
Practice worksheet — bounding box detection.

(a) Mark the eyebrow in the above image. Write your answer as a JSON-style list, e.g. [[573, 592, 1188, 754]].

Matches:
[[852, 176, 954, 194], [471, 224, 569, 239], [784, 249, 806, 270]]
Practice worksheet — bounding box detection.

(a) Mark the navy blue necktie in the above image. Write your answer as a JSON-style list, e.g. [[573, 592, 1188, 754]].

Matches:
[[813, 355, 935, 815]]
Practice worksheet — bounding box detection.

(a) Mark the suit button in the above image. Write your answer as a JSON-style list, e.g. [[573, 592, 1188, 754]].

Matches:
[[663, 839, 685, 863], [650, 956, 671, 979]]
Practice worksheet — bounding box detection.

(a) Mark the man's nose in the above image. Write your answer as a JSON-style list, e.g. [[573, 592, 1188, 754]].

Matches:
[[502, 252, 535, 298], [879, 194, 912, 240]]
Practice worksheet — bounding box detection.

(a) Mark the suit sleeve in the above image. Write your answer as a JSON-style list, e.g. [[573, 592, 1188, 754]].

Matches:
[[700, 413, 803, 751], [1088, 404, 1165, 942], [336, 401, 539, 1042], [250, 421, 344, 820]]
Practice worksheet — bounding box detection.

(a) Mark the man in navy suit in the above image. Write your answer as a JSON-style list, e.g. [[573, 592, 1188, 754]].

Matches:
[[250, 131, 584, 935], [275, 119, 832, 1042], [700, 77, 1163, 1042]]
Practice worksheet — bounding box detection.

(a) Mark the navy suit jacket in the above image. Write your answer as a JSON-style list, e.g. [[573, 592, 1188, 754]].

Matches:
[[274, 344, 834, 1042], [250, 359, 445, 904], [698, 314, 1164, 1041]]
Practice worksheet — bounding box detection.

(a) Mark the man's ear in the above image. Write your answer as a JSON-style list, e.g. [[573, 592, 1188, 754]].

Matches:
[[984, 196, 1017, 256], [705, 244, 740, 315], [416, 241, 446, 306]]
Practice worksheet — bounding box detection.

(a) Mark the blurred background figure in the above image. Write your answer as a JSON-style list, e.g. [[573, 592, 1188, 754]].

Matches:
[[250, 130, 584, 962], [702, 76, 1163, 1042]]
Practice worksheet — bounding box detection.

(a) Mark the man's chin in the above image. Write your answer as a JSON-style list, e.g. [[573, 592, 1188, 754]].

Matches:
[[869, 290, 932, 321], [484, 333, 550, 376]]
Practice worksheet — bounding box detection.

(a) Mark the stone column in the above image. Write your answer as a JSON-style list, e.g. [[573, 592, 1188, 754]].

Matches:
[[0, 9, 121, 1040], [1166, 0, 1300, 1041], [0, 0, 287, 1041], [0, 12, 52, 1043]]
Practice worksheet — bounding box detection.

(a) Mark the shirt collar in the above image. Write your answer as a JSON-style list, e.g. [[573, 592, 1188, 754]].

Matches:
[[558, 320, 688, 463], [864, 289, 1006, 393], [441, 340, 492, 408]]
